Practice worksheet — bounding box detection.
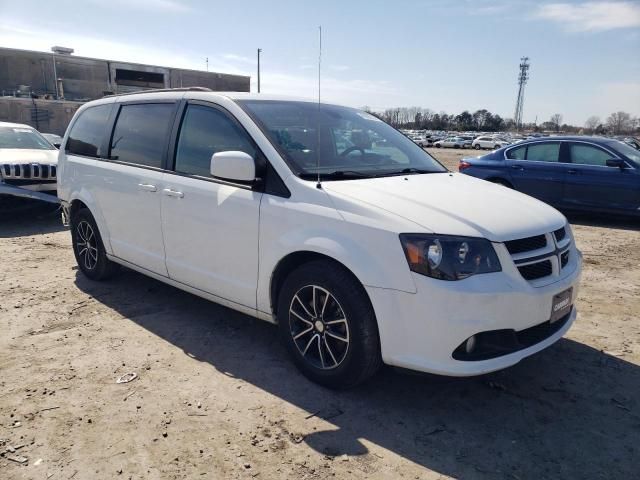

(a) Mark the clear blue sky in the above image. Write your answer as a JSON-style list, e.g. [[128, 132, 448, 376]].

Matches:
[[1, 0, 638, 125]]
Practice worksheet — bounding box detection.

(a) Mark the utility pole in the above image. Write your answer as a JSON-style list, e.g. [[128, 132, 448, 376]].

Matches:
[[257, 48, 262, 93], [206, 57, 209, 72], [513, 57, 530, 131]]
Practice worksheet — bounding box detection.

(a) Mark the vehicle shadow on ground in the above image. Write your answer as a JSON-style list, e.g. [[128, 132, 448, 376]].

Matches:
[[565, 212, 639, 231], [75, 269, 639, 479], [0, 199, 64, 237]]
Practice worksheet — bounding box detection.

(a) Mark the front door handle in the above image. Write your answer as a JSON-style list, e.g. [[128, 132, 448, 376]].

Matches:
[[138, 183, 157, 192], [567, 169, 579, 175], [162, 188, 184, 198], [511, 165, 524, 171]]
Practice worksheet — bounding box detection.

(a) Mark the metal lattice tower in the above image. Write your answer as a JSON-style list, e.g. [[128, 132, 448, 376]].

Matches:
[[513, 57, 530, 131]]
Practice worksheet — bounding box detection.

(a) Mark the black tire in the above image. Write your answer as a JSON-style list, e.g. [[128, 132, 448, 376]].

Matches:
[[474, 144, 481, 150], [435, 144, 441, 148], [70, 208, 119, 281], [277, 260, 382, 389]]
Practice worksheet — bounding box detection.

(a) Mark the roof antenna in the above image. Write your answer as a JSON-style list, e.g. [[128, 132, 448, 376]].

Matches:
[[316, 25, 322, 189]]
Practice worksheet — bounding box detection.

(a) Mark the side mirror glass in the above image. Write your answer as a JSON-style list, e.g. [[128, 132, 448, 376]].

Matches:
[[605, 159, 624, 169], [210, 151, 256, 182]]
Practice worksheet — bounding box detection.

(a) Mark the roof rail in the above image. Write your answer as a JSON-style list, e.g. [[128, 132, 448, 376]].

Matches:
[[103, 86, 213, 98]]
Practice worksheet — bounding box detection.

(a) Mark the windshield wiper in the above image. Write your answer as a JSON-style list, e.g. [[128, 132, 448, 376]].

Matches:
[[376, 168, 437, 177], [300, 170, 373, 180]]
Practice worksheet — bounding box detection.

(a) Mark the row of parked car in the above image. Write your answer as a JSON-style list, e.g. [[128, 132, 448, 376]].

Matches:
[[402, 130, 514, 150]]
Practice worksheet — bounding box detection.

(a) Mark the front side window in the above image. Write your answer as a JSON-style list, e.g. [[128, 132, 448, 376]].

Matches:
[[66, 104, 112, 157], [0, 126, 55, 150], [110, 103, 175, 168], [238, 100, 445, 179], [570, 144, 613, 167], [175, 105, 256, 177]]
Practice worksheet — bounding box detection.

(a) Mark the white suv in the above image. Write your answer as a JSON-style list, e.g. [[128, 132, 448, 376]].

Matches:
[[57, 89, 582, 388], [472, 136, 509, 150]]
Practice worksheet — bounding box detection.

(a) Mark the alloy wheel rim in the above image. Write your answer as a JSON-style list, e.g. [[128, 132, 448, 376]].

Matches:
[[289, 285, 350, 370], [76, 220, 98, 270]]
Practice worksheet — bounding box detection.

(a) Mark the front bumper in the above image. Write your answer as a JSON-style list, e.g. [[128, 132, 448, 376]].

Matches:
[[0, 181, 60, 204], [366, 249, 582, 376]]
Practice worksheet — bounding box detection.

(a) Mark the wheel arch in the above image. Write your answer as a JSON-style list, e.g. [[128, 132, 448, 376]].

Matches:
[[269, 251, 369, 319], [68, 191, 112, 254]]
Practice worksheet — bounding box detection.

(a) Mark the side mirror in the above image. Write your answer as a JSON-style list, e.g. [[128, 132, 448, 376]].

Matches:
[[606, 158, 625, 169], [210, 151, 256, 182]]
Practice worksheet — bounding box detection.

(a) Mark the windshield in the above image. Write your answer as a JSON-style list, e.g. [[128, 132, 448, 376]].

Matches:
[[0, 126, 55, 150], [238, 100, 446, 179], [608, 140, 640, 164]]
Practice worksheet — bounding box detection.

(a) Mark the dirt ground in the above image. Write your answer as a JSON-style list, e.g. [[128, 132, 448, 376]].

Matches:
[[1, 154, 639, 479]]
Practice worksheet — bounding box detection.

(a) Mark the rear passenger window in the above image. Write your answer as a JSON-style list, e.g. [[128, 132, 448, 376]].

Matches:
[[506, 145, 526, 159], [570, 144, 611, 166], [174, 104, 256, 177], [110, 103, 175, 168], [66, 104, 112, 158], [526, 143, 560, 162]]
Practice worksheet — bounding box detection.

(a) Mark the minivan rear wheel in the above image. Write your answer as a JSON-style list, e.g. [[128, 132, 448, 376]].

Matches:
[[71, 208, 119, 280], [277, 260, 381, 388]]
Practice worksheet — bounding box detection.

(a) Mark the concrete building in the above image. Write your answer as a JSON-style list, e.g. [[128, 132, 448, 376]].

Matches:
[[0, 46, 251, 134]]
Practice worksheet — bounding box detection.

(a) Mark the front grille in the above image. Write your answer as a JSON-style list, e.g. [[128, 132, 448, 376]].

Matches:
[[0, 163, 57, 181], [505, 234, 547, 254], [554, 227, 566, 242], [518, 260, 552, 280]]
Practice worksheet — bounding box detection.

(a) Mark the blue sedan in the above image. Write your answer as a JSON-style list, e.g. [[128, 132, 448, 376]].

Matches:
[[459, 136, 640, 217]]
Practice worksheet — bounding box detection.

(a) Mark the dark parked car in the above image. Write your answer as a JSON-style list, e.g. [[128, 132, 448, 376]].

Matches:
[[459, 136, 640, 217]]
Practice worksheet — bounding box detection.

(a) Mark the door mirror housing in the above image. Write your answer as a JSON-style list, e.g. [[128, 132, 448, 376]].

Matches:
[[210, 151, 256, 182], [605, 158, 625, 169]]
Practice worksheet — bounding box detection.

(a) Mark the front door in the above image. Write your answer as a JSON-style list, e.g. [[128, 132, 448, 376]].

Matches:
[[161, 102, 262, 309], [563, 142, 640, 212], [94, 102, 177, 276]]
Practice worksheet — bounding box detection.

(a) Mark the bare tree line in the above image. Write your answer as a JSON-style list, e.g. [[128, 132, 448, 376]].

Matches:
[[363, 106, 639, 136]]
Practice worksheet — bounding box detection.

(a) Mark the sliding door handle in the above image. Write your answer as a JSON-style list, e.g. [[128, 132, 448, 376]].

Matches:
[[162, 188, 184, 198], [138, 183, 157, 192]]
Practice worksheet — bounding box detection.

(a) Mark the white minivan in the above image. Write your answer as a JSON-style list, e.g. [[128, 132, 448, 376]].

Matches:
[[57, 89, 582, 388]]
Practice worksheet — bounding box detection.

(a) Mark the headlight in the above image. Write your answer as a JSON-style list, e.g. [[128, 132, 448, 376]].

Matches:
[[399, 234, 501, 281]]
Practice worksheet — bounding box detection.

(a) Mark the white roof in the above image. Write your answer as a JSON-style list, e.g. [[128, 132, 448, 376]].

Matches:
[[0, 121, 34, 129]]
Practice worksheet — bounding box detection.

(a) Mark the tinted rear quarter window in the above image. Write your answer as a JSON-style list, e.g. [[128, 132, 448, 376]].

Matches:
[[507, 145, 526, 159], [110, 103, 175, 168], [66, 104, 112, 157]]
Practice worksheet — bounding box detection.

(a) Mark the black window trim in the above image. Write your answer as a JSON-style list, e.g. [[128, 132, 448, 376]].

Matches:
[[166, 99, 290, 197]]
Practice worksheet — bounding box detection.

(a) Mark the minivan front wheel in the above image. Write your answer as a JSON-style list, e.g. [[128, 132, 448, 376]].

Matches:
[[277, 260, 381, 388], [71, 208, 119, 280]]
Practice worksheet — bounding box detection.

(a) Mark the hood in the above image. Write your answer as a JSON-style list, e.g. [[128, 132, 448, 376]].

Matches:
[[323, 172, 565, 242], [0, 148, 58, 166]]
